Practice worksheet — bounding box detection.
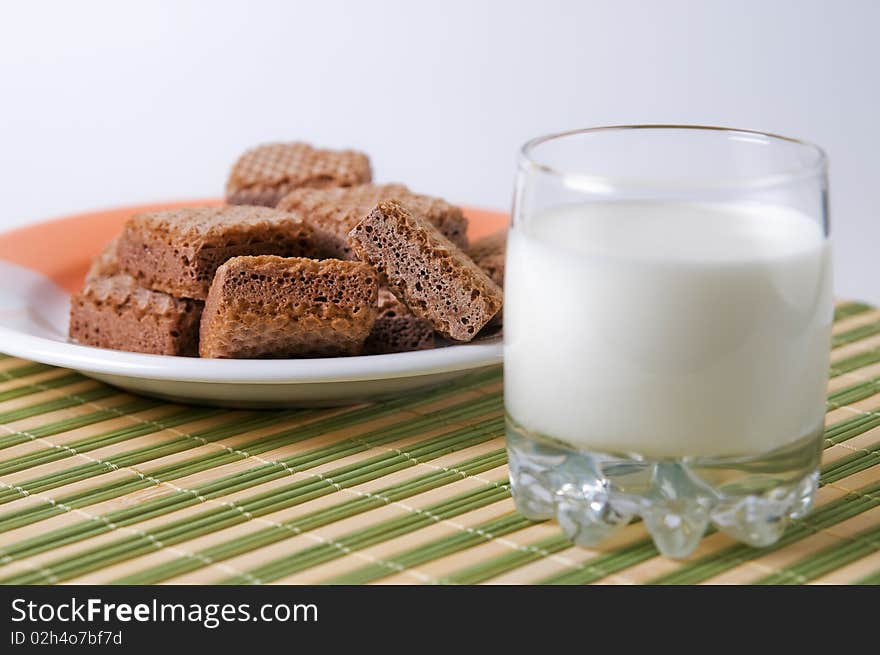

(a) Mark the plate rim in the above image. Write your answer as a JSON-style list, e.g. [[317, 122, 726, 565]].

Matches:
[[0, 322, 502, 384]]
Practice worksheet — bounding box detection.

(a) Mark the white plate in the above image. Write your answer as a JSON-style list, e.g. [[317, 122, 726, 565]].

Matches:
[[0, 201, 507, 407]]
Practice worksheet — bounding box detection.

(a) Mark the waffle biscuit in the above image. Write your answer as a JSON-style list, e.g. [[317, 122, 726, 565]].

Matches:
[[226, 142, 372, 207], [349, 200, 502, 341], [116, 206, 315, 300], [277, 183, 469, 259], [468, 229, 507, 288], [199, 256, 378, 358], [363, 288, 435, 355], [69, 273, 202, 356]]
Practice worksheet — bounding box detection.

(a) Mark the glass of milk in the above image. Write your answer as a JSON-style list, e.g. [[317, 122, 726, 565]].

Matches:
[[504, 126, 831, 558]]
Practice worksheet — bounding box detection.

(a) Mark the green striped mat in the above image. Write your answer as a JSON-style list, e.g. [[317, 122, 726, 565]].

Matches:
[[0, 300, 879, 585]]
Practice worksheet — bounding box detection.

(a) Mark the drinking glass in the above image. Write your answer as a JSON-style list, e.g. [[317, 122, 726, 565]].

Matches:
[[504, 125, 831, 558]]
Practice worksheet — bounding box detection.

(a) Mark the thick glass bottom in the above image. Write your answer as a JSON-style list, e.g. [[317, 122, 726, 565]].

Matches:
[[506, 414, 823, 559]]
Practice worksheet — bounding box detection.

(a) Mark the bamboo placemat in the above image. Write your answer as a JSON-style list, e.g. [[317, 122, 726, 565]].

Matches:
[[0, 300, 878, 585]]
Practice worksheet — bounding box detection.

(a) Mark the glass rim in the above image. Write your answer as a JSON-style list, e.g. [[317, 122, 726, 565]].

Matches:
[[519, 124, 829, 191]]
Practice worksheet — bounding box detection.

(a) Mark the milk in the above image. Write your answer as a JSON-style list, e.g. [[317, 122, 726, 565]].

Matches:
[[504, 201, 832, 458]]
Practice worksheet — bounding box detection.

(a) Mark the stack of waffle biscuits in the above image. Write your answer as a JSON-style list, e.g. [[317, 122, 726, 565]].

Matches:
[[69, 142, 507, 358]]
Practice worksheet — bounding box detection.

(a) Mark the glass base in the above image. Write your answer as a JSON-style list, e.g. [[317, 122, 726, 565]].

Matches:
[[506, 415, 823, 559]]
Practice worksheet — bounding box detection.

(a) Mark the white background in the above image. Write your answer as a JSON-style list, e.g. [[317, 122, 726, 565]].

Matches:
[[0, 0, 877, 303]]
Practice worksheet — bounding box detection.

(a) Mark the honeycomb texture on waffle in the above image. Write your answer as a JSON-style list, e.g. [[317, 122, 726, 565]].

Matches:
[[467, 229, 507, 288], [69, 273, 203, 356], [199, 255, 379, 358], [226, 142, 372, 207], [125, 206, 311, 244], [278, 183, 469, 259], [116, 206, 316, 300], [348, 200, 502, 342]]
